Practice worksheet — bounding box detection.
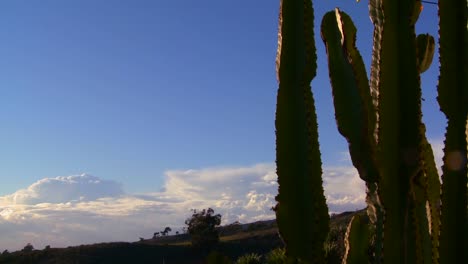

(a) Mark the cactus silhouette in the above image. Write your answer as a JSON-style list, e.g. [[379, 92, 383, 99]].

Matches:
[[274, 0, 467, 263], [274, 0, 329, 262]]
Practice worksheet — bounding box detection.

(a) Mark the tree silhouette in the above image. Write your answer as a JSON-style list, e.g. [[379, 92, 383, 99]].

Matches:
[[22, 243, 34, 252], [162, 226, 172, 236], [184, 208, 221, 248]]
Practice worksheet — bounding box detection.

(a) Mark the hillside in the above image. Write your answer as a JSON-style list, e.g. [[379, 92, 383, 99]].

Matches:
[[0, 209, 365, 264]]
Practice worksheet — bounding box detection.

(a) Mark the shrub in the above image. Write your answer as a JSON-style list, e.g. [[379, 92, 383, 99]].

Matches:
[[235, 253, 262, 264], [265, 248, 286, 264], [206, 251, 232, 264], [266, 248, 286, 264]]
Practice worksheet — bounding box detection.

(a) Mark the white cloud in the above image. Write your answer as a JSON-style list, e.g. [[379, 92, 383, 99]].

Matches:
[[3, 174, 124, 205], [0, 163, 367, 251], [428, 138, 444, 174], [323, 166, 366, 213]]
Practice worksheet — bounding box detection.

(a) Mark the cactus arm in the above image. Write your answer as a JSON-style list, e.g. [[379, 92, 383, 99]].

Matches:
[[320, 9, 377, 184], [416, 34, 435, 74], [437, 0, 468, 262], [343, 215, 370, 264], [410, 167, 433, 264], [411, 0, 423, 27], [421, 137, 441, 263], [274, 0, 329, 262], [320, 9, 383, 263]]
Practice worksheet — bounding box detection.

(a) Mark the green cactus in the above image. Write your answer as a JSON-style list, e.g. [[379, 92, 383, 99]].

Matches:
[[416, 34, 435, 74], [320, 7, 389, 262], [274, 0, 329, 262], [438, 0, 468, 263], [274, 0, 466, 263], [317, 0, 466, 263], [343, 215, 370, 264]]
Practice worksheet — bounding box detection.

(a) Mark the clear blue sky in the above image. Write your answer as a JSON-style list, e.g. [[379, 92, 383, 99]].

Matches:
[[0, 0, 443, 195]]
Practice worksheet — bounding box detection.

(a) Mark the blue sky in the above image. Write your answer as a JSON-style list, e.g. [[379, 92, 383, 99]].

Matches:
[[0, 0, 446, 250]]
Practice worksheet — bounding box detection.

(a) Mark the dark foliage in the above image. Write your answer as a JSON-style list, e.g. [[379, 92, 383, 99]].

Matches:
[[185, 208, 222, 249], [0, 237, 280, 264], [21, 244, 33, 253], [206, 251, 232, 264], [162, 226, 172, 236]]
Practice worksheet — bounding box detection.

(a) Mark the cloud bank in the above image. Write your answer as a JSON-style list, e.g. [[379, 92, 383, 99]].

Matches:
[[0, 162, 370, 251], [4, 174, 124, 205]]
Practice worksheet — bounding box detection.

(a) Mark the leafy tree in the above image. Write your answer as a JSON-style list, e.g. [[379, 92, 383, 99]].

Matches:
[[162, 226, 172, 236], [22, 243, 34, 252], [184, 208, 221, 248]]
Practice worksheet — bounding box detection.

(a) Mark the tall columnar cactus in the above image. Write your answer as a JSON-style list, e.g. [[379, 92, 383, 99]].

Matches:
[[275, 0, 467, 263], [320, 9, 383, 263], [374, 0, 426, 261], [274, 0, 329, 262], [317, 0, 467, 263], [438, 0, 468, 263]]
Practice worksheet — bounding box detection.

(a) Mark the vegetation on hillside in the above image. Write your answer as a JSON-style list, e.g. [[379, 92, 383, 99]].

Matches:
[[185, 208, 222, 249], [0, 210, 363, 263]]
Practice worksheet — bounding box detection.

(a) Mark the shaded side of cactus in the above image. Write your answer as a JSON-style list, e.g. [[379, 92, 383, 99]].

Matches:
[[437, 0, 468, 263], [321, 1, 439, 263], [273, 0, 466, 262], [274, 0, 329, 262], [371, 0, 428, 262], [320, 8, 385, 263]]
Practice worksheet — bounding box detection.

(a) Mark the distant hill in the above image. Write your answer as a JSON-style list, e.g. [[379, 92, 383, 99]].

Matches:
[[0, 209, 365, 264]]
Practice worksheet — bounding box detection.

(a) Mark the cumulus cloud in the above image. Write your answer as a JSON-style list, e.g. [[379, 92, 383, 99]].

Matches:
[[428, 138, 444, 174], [0, 162, 368, 251], [3, 174, 123, 205], [323, 166, 366, 213]]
